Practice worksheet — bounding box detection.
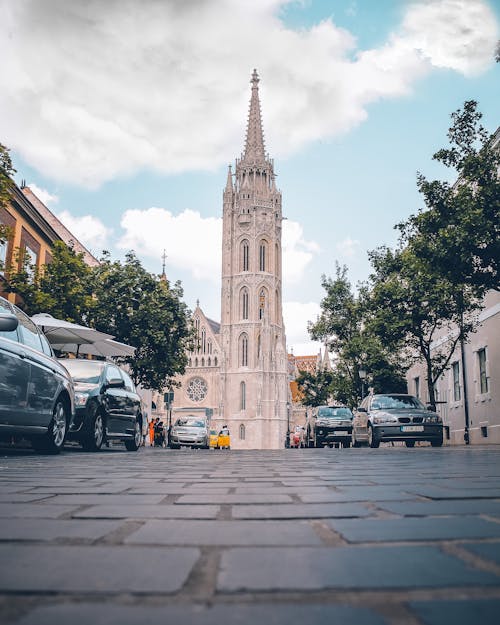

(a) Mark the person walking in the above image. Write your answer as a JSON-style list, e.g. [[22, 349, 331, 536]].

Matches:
[[149, 418, 155, 447]]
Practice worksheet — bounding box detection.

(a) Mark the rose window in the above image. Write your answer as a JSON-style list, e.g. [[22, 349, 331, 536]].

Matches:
[[187, 377, 208, 402]]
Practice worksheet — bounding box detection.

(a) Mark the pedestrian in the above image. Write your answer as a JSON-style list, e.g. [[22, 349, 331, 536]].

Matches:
[[149, 418, 155, 447]]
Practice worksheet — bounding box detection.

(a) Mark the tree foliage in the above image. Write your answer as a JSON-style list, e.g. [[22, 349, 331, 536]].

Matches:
[[399, 101, 500, 294], [0, 143, 15, 210], [307, 264, 407, 407], [296, 369, 334, 407], [89, 252, 192, 392]]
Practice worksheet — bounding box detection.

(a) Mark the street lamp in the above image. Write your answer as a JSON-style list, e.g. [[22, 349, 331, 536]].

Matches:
[[285, 402, 291, 448], [359, 368, 367, 401]]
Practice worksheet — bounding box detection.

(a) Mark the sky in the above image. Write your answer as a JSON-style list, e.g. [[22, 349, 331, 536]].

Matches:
[[1, 0, 499, 355]]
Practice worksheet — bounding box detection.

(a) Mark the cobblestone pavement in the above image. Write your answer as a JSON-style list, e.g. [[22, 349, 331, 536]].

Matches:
[[1, 444, 500, 624]]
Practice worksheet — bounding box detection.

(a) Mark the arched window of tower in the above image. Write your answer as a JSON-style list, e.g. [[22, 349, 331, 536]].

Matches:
[[241, 240, 249, 272], [258, 288, 267, 320], [240, 333, 249, 367], [239, 423, 246, 440], [259, 240, 267, 272], [241, 288, 249, 320], [240, 381, 246, 410], [201, 328, 206, 353]]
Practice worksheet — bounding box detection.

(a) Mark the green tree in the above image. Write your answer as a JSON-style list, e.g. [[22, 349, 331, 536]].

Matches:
[[367, 245, 480, 410], [90, 252, 192, 392], [296, 369, 334, 407], [309, 264, 407, 407], [399, 101, 500, 295], [0, 143, 15, 210]]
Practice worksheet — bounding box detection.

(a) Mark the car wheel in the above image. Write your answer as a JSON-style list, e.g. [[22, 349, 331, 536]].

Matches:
[[125, 419, 142, 452], [367, 425, 380, 449], [32, 398, 68, 454], [342, 440, 350, 448], [431, 437, 443, 447], [82, 408, 104, 452], [405, 440, 415, 448]]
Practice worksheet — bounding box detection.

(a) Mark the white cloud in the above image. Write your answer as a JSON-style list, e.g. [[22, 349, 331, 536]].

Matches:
[[56, 210, 111, 251], [117, 207, 319, 285], [283, 300, 322, 352], [1, 0, 496, 187], [28, 183, 58, 206], [335, 236, 360, 259]]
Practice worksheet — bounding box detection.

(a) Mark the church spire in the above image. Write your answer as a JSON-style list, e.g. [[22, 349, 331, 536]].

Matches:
[[225, 164, 233, 194], [242, 69, 266, 164]]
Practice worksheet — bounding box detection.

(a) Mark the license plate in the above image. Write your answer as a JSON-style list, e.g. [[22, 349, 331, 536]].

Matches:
[[401, 425, 424, 432], [333, 430, 347, 435]]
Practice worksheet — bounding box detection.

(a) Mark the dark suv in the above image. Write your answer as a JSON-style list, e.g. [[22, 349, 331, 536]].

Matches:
[[352, 393, 443, 448], [0, 296, 75, 453], [60, 358, 143, 452], [305, 405, 354, 448]]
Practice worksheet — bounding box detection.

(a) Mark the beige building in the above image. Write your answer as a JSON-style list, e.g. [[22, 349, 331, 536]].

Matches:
[[166, 71, 289, 449], [407, 289, 500, 445]]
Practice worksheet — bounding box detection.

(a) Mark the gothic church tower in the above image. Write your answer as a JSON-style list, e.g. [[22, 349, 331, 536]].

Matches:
[[220, 70, 288, 449]]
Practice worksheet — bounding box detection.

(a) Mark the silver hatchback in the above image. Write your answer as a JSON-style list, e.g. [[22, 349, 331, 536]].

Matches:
[[169, 415, 209, 449], [352, 393, 443, 448]]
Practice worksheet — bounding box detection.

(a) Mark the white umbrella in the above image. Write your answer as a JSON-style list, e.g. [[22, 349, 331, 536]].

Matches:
[[31, 313, 113, 345], [52, 338, 135, 359]]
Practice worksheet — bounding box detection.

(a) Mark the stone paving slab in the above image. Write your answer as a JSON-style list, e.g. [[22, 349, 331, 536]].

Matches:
[[42, 494, 168, 505], [217, 545, 500, 591], [0, 544, 200, 593], [176, 494, 293, 504], [375, 499, 500, 516], [298, 489, 415, 502], [409, 598, 500, 625], [0, 518, 125, 541], [12, 603, 389, 625], [73, 504, 220, 519], [461, 541, 500, 566], [0, 493, 53, 503], [0, 503, 80, 518], [328, 516, 500, 542], [408, 486, 500, 499], [231, 502, 371, 519], [125, 519, 323, 546]]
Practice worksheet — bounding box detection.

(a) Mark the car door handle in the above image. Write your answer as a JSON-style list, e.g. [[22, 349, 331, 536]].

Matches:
[[19, 351, 27, 359]]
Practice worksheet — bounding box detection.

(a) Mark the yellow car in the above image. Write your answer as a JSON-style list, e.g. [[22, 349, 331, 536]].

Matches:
[[217, 427, 230, 449], [209, 430, 219, 449]]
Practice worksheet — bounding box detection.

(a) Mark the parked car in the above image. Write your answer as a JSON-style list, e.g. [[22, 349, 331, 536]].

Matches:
[[60, 358, 143, 452], [169, 415, 209, 449], [0, 296, 75, 453], [305, 405, 354, 448], [352, 393, 443, 448]]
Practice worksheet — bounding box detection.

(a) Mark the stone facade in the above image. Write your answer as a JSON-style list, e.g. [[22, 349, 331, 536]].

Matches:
[[169, 71, 288, 449]]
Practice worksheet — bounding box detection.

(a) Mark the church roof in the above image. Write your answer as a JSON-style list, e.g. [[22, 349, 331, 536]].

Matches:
[[206, 317, 220, 335]]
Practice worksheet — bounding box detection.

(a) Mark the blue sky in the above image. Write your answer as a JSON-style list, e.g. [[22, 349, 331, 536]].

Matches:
[[1, 0, 499, 354]]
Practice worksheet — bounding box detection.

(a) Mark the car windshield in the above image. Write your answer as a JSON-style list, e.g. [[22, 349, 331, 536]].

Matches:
[[371, 395, 425, 410], [61, 359, 105, 384], [175, 418, 206, 428], [317, 407, 353, 418]]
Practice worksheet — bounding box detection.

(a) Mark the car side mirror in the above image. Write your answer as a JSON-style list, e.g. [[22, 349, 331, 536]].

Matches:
[[426, 404, 434, 411], [0, 313, 18, 332], [357, 407, 367, 413], [107, 378, 125, 389]]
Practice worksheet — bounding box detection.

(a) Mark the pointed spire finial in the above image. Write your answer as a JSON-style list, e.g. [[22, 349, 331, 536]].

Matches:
[[196, 298, 200, 308], [243, 68, 266, 164], [225, 164, 233, 193]]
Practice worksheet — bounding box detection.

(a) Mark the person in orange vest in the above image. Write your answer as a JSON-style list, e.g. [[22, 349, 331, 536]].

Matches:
[[149, 418, 155, 447]]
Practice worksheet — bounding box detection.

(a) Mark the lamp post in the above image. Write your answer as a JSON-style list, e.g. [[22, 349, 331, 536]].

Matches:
[[285, 402, 291, 448], [359, 368, 367, 401]]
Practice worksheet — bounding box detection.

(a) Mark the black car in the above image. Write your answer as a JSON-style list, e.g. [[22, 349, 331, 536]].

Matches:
[[60, 358, 143, 452], [305, 405, 354, 448], [0, 296, 75, 453], [352, 393, 443, 448]]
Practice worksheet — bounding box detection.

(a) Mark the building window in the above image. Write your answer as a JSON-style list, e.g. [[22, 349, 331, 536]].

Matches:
[[478, 348, 488, 394], [207, 339, 212, 354], [186, 377, 208, 402], [240, 381, 246, 410], [414, 376, 420, 398], [214, 356, 218, 366], [452, 362, 461, 401], [259, 240, 267, 271], [24, 244, 38, 278], [240, 333, 248, 366], [239, 424, 246, 440], [241, 240, 249, 271], [0, 235, 7, 270], [258, 289, 266, 320], [257, 334, 261, 360], [241, 288, 249, 319], [201, 327, 206, 353]]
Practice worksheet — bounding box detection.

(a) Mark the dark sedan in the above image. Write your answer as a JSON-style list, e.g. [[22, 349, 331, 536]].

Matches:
[[60, 359, 143, 452], [0, 296, 75, 453], [352, 393, 443, 448]]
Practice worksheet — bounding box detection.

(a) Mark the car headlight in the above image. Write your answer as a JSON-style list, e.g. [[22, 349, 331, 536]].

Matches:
[[74, 392, 89, 407], [372, 415, 398, 424], [424, 415, 442, 423]]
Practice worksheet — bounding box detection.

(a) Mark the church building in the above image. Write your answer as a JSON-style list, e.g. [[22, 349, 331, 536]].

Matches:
[[169, 70, 289, 449]]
